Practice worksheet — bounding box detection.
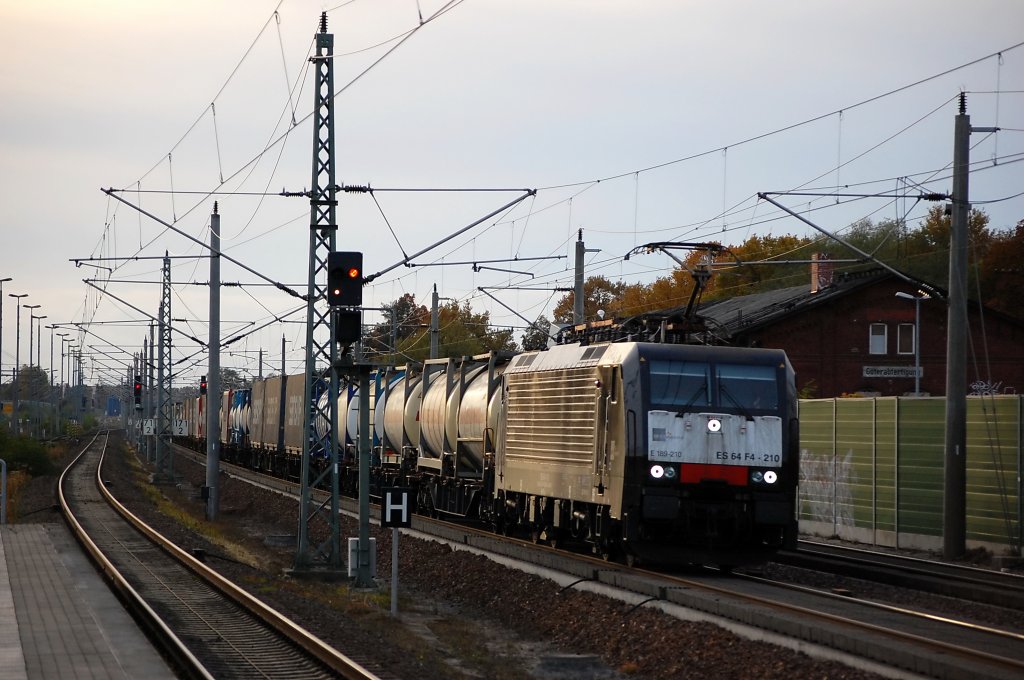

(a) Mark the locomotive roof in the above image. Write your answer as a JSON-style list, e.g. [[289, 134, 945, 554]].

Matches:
[[507, 341, 791, 374]]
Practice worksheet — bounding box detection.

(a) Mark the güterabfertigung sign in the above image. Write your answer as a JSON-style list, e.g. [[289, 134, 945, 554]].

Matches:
[[862, 366, 922, 379]]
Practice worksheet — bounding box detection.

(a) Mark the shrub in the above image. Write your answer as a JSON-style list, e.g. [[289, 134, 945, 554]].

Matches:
[[0, 433, 57, 477]]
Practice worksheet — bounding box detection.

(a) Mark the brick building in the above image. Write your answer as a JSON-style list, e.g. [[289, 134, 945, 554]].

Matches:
[[698, 268, 1024, 398]]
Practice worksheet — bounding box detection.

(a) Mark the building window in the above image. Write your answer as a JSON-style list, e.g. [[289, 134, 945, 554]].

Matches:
[[897, 323, 915, 355], [869, 323, 887, 355]]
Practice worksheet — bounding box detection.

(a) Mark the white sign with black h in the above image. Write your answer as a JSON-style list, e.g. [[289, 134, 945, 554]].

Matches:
[[381, 487, 413, 528], [381, 486, 413, 617]]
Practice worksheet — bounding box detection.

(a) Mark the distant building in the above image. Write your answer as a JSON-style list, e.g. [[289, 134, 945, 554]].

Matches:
[[698, 265, 1024, 398]]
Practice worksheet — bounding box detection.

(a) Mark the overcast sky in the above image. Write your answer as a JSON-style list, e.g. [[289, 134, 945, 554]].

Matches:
[[2, 0, 1023, 387]]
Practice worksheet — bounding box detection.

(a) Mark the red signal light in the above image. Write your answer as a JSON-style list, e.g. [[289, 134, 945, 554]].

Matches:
[[326, 252, 363, 306]]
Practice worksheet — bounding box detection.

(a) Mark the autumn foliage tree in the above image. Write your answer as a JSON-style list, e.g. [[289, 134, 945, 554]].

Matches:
[[978, 219, 1024, 321], [553, 206, 1020, 324], [367, 296, 517, 363]]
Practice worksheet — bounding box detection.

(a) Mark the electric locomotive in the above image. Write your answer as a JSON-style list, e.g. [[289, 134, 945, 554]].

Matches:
[[487, 341, 798, 568]]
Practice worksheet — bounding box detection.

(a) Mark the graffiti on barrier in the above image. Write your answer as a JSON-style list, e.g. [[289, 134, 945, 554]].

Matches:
[[969, 379, 1015, 396], [799, 449, 857, 527]]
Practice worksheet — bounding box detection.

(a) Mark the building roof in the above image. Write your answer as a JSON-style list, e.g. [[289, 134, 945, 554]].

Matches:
[[697, 269, 897, 340]]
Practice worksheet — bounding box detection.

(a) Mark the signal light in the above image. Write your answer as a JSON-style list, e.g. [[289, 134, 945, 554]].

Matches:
[[334, 309, 362, 344], [200, 375, 207, 395], [327, 251, 363, 307], [133, 376, 142, 405]]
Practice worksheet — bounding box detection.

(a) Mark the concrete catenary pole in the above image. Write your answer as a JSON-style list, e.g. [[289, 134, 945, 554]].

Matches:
[[430, 284, 439, 359], [943, 94, 970, 560], [0, 277, 11, 390], [10, 293, 27, 431], [147, 324, 155, 463], [206, 204, 222, 520], [277, 335, 286, 454], [943, 93, 998, 559], [573, 230, 585, 325]]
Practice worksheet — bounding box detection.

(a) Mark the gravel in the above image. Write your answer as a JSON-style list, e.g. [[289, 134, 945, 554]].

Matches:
[[16, 433, 894, 679]]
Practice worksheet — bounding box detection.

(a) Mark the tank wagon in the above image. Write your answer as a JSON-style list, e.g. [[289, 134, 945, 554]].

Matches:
[[177, 341, 798, 568]]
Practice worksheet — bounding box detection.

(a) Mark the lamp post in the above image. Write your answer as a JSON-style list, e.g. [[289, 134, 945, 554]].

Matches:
[[59, 336, 71, 389], [0, 277, 11, 390], [68, 345, 77, 391], [895, 291, 931, 395], [46, 325, 55, 435], [57, 333, 69, 426], [68, 346, 79, 424], [34, 315, 46, 379], [29, 313, 45, 437], [46, 326, 55, 386], [9, 293, 27, 431], [24, 304, 40, 368]]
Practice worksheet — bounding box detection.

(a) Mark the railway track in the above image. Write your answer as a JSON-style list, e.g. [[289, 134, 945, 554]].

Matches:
[[426, 520, 1024, 680], [60, 431, 381, 680], [170, 441, 1024, 680], [771, 540, 1024, 610]]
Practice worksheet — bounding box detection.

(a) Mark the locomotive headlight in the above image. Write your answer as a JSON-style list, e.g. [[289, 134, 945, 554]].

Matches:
[[663, 465, 677, 480], [707, 418, 722, 433], [751, 471, 764, 483], [650, 464, 665, 479], [764, 470, 778, 484]]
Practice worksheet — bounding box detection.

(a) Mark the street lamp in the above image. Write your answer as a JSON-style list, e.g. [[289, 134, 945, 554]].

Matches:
[[57, 333, 69, 426], [46, 325, 55, 386], [32, 314, 46, 395], [9, 293, 27, 428], [59, 335, 70, 388], [34, 315, 46, 379], [895, 291, 931, 395], [24, 304, 40, 368], [0, 277, 11, 388]]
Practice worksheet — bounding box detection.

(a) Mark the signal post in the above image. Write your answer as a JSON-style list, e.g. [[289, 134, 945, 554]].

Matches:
[[327, 251, 374, 588]]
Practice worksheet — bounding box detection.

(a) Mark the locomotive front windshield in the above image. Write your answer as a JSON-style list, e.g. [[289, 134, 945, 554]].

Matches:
[[716, 363, 778, 411], [649, 360, 710, 408], [649, 360, 779, 413]]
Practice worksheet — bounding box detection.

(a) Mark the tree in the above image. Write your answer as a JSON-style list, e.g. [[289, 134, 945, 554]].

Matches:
[[521, 315, 551, 351], [899, 205, 991, 288], [708, 233, 818, 298], [364, 293, 429, 357], [220, 368, 247, 390], [10, 365, 49, 402], [375, 298, 517, 363], [552, 276, 628, 324], [978, 219, 1024, 321]]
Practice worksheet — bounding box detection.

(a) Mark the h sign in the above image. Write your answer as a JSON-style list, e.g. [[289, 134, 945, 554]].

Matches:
[[381, 487, 413, 528]]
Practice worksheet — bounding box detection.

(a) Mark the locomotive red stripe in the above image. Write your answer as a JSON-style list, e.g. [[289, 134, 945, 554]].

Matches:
[[680, 463, 748, 486]]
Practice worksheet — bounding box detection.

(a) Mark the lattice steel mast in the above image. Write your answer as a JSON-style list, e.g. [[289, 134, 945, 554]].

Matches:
[[155, 252, 174, 480], [294, 12, 342, 573]]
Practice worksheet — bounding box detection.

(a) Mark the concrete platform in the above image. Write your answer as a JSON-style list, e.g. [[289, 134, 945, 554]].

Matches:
[[0, 524, 177, 680]]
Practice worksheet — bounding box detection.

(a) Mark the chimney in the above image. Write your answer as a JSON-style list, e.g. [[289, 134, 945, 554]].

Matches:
[[810, 253, 834, 293]]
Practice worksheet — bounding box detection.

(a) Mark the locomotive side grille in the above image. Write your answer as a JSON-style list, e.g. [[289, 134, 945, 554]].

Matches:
[[505, 367, 598, 463]]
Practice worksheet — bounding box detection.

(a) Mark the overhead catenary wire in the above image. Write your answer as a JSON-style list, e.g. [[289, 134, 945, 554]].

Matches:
[[75, 7, 1019, 364], [91, 0, 466, 297], [536, 40, 1024, 193]]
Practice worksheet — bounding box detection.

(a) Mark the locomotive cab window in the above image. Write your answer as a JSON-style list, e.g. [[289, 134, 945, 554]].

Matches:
[[649, 360, 710, 407], [716, 363, 778, 411]]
